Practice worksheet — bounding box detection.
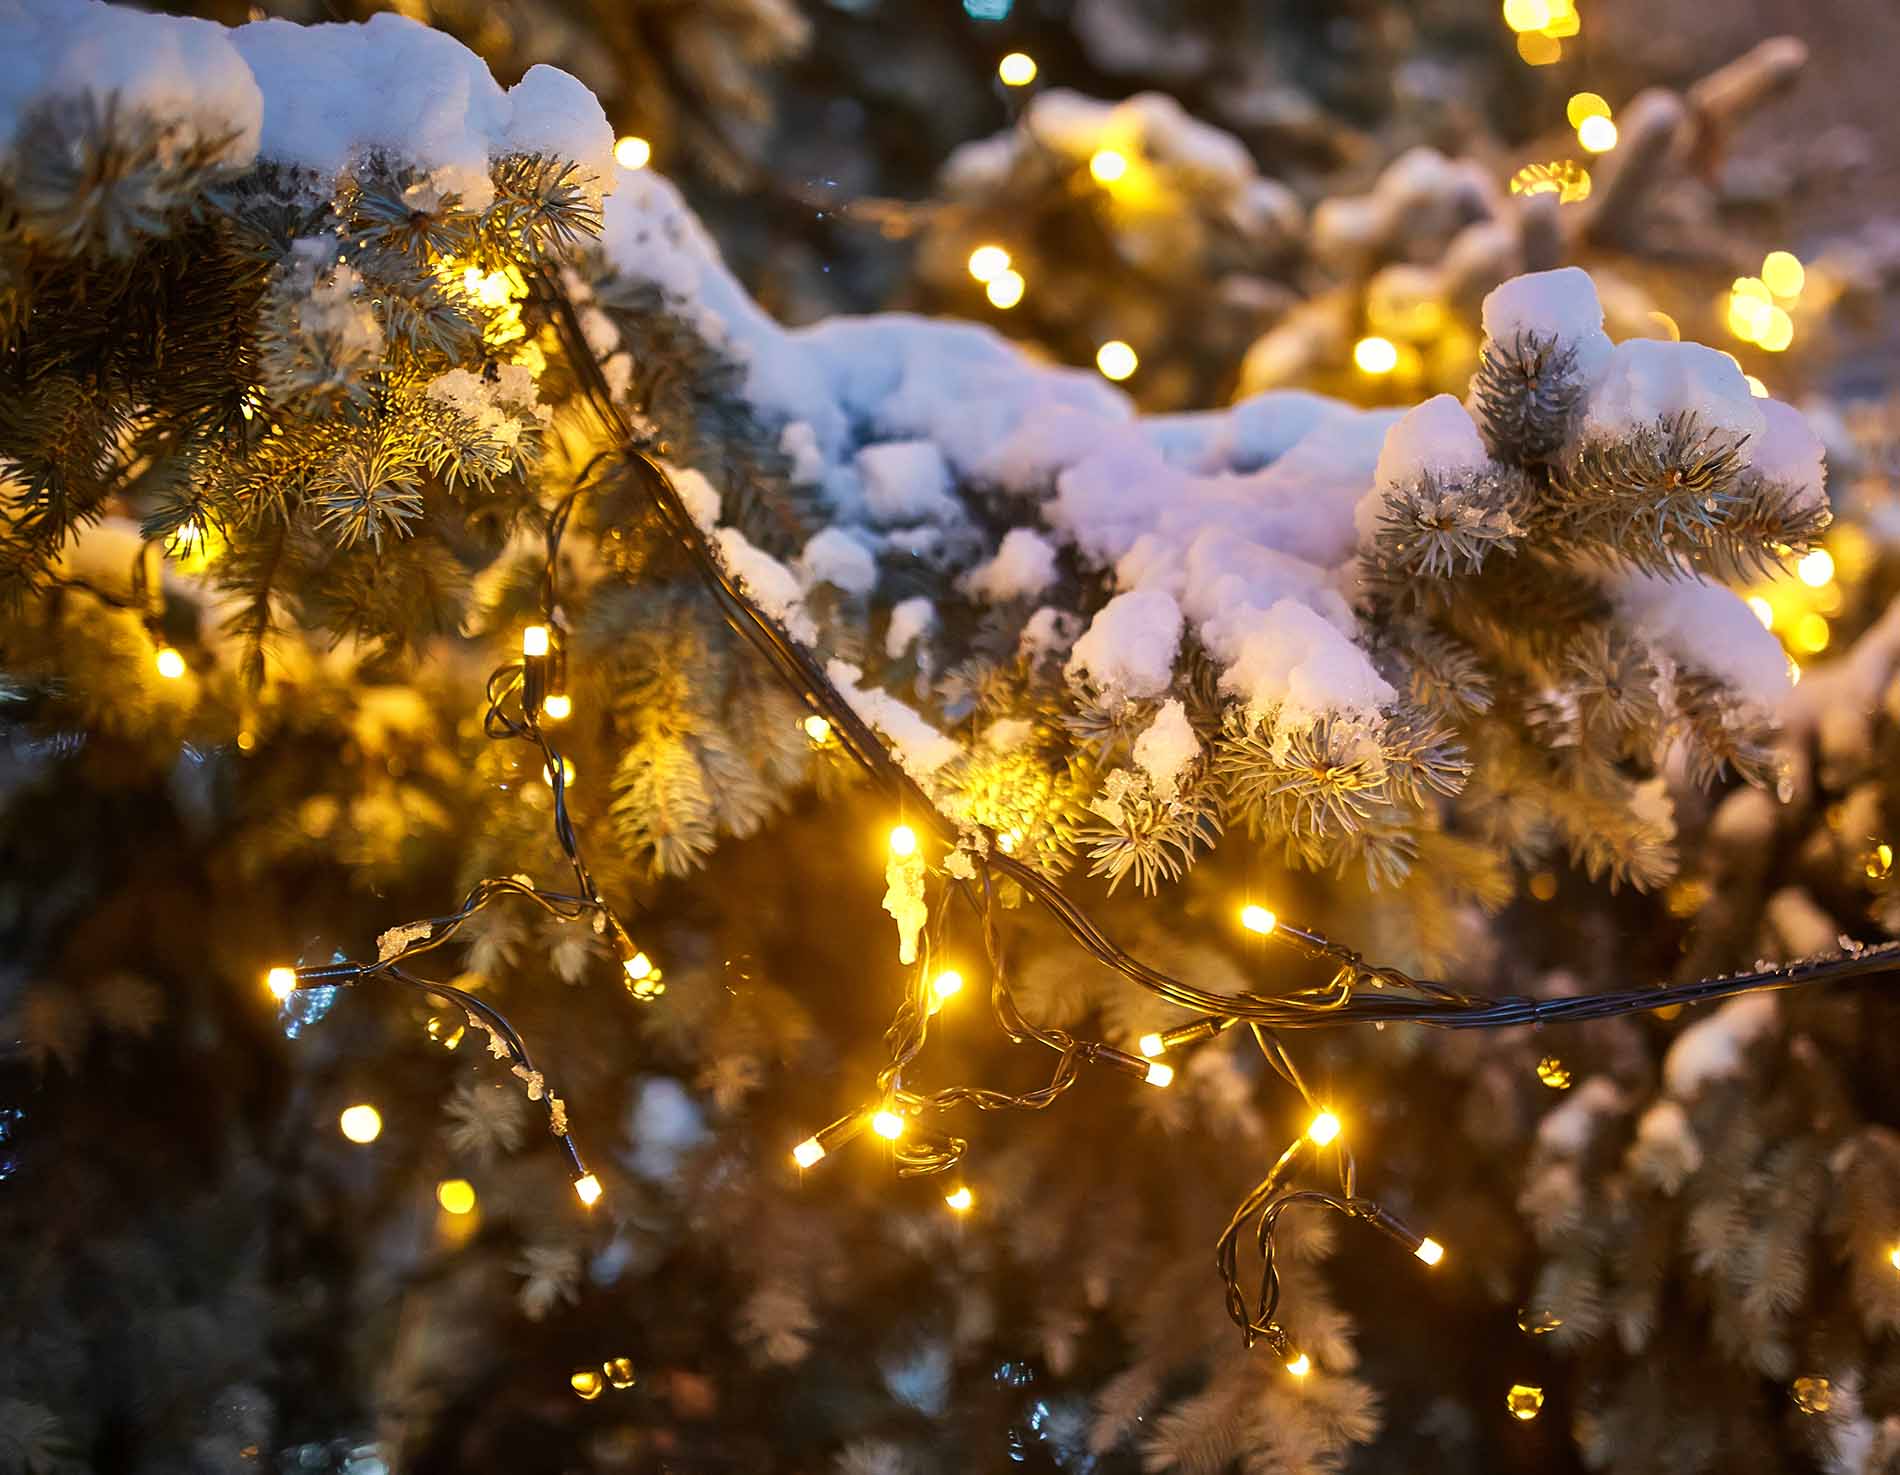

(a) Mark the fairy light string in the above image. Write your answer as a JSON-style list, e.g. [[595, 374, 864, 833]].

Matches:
[[527, 265, 1900, 1353]]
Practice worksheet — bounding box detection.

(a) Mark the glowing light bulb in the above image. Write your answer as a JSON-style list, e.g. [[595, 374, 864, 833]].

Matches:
[[1506, 1383, 1545, 1421], [1761, 250, 1805, 299], [1565, 91, 1611, 128], [623, 951, 654, 982], [1284, 1351, 1312, 1378], [573, 1172, 603, 1207], [792, 1137, 826, 1169], [1144, 1061, 1174, 1088], [1307, 1111, 1342, 1146], [1758, 306, 1795, 353], [571, 1369, 603, 1400], [1793, 613, 1830, 654], [997, 51, 1037, 86], [1138, 1032, 1166, 1058], [1889, 1244, 1900, 1271], [266, 966, 297, 1001], [872, 1109, 905, 1140], [1576, 115, 1618, 153], [436, 1178, 477, 1215], [522, 625, 550, 658], [945, 1185, 975, 1212], [1241, 904, 1277, 935], [1415, 1237, 1445, 1266], [613, 135, 651, 170], [999, 827, 1023, 853], [889, 824, 918, 857], [542, 757, 577, 787], [968, 245, 1011, 283], [1797, 548, 1834, 587], [154, 645, 186, 680], [339, 1104, 382, 1143], [1095, 340, 1138, 381], [985, 269, 1026, 309], [931, 969, 964, 1002], [541, 693, 572, 722], [1089, 149, 1128, 184], [1353, 336, 1398, 375], [803, 714, 832, 743]]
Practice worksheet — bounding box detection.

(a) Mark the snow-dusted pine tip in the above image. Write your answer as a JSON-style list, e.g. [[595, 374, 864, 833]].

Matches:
[[1132, 700, 1200, 801], [1580, 339, 1765, 447], [1479, 266, 1614, 383], [856, 441, 961, 526], [1, 0, 615, 206], [1065, 589, 1183, 702], [1613, 570, 1792, 709], [1662, 995, 1778, 1098], [798, 528, 878, 596], [1536, 1076, 1625, 1155], [961, 528, 1060, 603]]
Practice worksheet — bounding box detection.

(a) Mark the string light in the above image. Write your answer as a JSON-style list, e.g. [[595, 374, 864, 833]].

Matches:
[[266, 966, 297, 1001], [945, 1185, 975, 1212], [1516, 32, 1561, 65], [1509, 160, 1591, 204], [1507, 1384, 1546, 1421], [339, 1104, 382, 1143], [1307, 1111, 1341, 1146], [1793, 613, 1830, 654], [1138, 1032, 1165, 1057], [436, 1178, 477, 1214], [613, 135, 651, 170], [1798, 548, 1835, 587], [522, 624, 550, 658], [1757, 307, 1795, 353], [572, 1172, 603, 1207], [1088, 148, 1128, 184], [889, 824, 918, 857], [1095, 340, 1138, 381], [931, 969, 964, 1002], [985, 269, 1025, 309], [1284, 1351, 1312, 1378], [531, 265, 1900, 1360], [997, 51, 1037, 86], [154, 646, 186, 680], [1145, 1061, 1175, 1088], [540, 692, 572, 722], [803, 714, 833, 744], [542, 756, 577, 787], [603, 1356, 637, 1388], [1501, 0, 1550, 31], [1353, 336, 1398, 375], [967, 244, 1011, 283], [1888, 1244, 1900, 1271], [1576, 115, 1618, 153], [1241, 904, 1278, 935], [570, 1369, 604, 1400]]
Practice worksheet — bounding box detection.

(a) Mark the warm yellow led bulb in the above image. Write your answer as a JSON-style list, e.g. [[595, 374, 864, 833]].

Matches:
[[1284, 1351, 1311, 1378], [967, 244, 1011, 283], [1793, 612, 1830, 654], [1889, 1244, 1900, 1271], [523, 625, 551, 658], [1144, 1061, 1174, 1088], [1501, 0, 1551, 31], [792, 1137, 825, 1169], [541, 693, 572, 722], [1307, 1111, 1342, 1146], [945, 1185, 975, 1212], [1095, 340, 1138, 381], [623, 951, 654, 982], [1415, 1237, 1445, 1266], [1241, 905, 1277, 935], [339, 1104, 382, 1143], [872, 1109, 905, 1140], [802, 714, 832, 743], [1138, 1032, 1166, 1058], [571, 1369, 604, 1400], [1565, 91, 1610, 128], [436, 1178, 477, 1215], [542, 757, 577, 788], [985, 269, 1026, 309], [154, 646, 187, 680], [266, 966, 297, 1001], [997, 51, 1037, 86], [573, 1172, 603, 1207], [1353, 336, 1398, 375], [931, 969, 964, 1001], [1576, 115, 1618, 153], [889, 824, 918, 857], [1089, 148, 1128, 184], [614, 135, 651, 170], [1798, 548, 1835, 587], [1757, 306, 1795, 353]]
